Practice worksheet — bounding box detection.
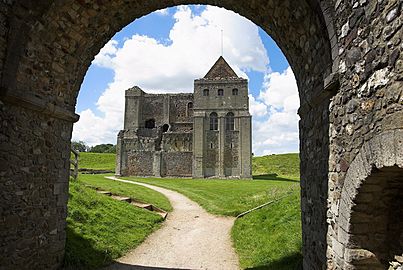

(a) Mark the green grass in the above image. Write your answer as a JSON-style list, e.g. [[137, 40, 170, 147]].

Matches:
[[122, 175, 301, 269], [232, 190, 302, 269], [79, 174, 172, 212], [68, 152, 302, 269], [72, 152, 116, 171], [122, 176, 298, 217], [64, 180, 164, 269], [253, 153, 300, 179]]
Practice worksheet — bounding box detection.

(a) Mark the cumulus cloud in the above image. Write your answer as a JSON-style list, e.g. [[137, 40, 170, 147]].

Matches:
[[93, 6, 268, 93], [73, 5, 269, 146], [249, 94, 267, 117], [73, 5, 300, 156], [259, 67, 299, 110], [252, 67, 300, 155], [155, 8, 169, 16]]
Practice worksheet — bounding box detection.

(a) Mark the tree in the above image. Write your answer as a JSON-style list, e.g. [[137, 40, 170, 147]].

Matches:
[[89, 144, 116, 153], [71, 140, 88, 152]]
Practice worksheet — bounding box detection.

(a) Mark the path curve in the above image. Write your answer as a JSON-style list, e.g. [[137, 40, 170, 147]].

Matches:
[[103, 177, 240, 270]]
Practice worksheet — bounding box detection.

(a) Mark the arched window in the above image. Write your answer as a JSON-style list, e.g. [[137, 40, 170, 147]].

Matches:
[[232, 88, 238, 95], [226, 112, 235, 131], [203, 89, 209, 96], [187, 102, 193, 117], [145, 119, 155, 129], [162, 124, 169, 132], [218, 89, 224, 96], [210, 112, 218, 131]]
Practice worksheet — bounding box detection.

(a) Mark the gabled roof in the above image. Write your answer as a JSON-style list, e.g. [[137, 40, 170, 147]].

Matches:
[[204, 56, 239, 79]]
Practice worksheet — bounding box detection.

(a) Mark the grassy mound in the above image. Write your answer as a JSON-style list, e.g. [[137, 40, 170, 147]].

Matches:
[[253, 153, 300, 179], [73, 152, 116, 171], [64, 180, 164, 269]]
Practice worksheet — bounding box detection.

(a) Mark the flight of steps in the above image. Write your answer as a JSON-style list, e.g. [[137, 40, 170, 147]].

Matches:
[[85, 185, 168, 219]]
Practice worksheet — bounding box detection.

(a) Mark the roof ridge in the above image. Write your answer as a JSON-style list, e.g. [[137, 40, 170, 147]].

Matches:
[[203, 56, 238, 79]]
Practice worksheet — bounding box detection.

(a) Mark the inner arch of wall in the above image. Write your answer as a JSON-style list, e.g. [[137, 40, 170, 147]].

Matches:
[[0, 1, 338, 269], [331, 126, 403, 269]]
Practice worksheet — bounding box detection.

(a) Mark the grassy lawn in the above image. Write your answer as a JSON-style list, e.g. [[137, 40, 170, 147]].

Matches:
[[122, 175, 301, 269], [232, 190, 302, 269], [253, 153, 300, 180], [122, 176, 299, 217], [72, 152, 116, 171], [64, 180, 164, 269], [68, 152, 302, 269], [79, 174, 172, 212]]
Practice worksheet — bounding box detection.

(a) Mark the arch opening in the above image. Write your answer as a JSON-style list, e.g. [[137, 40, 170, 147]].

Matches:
[[347, 166, 403, 269], [209, 112, 218, 131], [0, 1, 338, 269], [225, 112, 235, 131], [162, 124, 170, 133]]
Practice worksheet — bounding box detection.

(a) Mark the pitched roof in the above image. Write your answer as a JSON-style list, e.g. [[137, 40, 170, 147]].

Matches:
[[204, 56, 238, 79]]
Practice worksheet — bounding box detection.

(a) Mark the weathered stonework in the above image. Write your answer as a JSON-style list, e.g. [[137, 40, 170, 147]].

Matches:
[[0, 0, 401, 269], [116, 57, 252, 179]]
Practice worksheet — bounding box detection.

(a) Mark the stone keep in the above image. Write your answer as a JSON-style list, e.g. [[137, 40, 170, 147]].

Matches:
[[116, 57, 252, 179]]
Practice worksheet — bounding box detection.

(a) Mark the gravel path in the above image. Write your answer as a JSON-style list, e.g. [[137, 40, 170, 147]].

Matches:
[[103, 177, 240, 270]]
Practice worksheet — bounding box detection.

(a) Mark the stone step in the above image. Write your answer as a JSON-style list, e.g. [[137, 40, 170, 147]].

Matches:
[[131, 201, 152, 210], [157, 211, 168, 219], [96, 190, 112, 196], [111, 195, 132, 203], [90, 186, 168, 220]]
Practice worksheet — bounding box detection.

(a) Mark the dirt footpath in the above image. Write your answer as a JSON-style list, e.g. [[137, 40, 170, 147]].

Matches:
[[103, 177, 240, 270]]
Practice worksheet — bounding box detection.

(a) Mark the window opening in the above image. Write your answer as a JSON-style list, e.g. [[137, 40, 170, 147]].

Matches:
[[145, 119, 155, 129], [226, 112, 235, 131], [210, 112, 218, 130]]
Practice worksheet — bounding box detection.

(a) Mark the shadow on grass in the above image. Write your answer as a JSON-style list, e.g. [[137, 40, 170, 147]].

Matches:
[[246, 252, 303, 270], [63, 226, 114, 270], [252, 174, 299, 183]]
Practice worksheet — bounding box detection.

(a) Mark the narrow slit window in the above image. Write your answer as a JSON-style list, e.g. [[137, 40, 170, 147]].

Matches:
[[210, 143, 213, 149]]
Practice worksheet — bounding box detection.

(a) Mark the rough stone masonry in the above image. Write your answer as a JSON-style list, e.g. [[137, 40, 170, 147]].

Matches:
[[0, 0, 402, 269], [116, 56, 252, 179]]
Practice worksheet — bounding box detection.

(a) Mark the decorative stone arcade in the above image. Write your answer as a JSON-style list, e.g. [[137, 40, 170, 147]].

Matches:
[[0, 1, 401, 269]]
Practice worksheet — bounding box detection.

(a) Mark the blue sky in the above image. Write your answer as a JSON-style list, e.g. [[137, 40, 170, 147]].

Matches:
[[73, 5, 299, 156]]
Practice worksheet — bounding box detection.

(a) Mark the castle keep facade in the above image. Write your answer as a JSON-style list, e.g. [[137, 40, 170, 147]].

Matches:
[[116, 57, 252, 178]]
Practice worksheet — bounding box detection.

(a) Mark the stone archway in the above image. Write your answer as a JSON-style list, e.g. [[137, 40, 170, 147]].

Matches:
[[1, 0, 402, 269], [329, 128, 403, 269]]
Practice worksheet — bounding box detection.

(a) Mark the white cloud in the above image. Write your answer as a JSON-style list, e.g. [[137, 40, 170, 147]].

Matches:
[[73, 5, 300, 156], [73, 5, 269, 146], [93, 40, 118, 68], [155, 8, 169, 16], [251, 67, 300, 156], [249, 94, 267, 117], [259, 67, 299, 111]]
